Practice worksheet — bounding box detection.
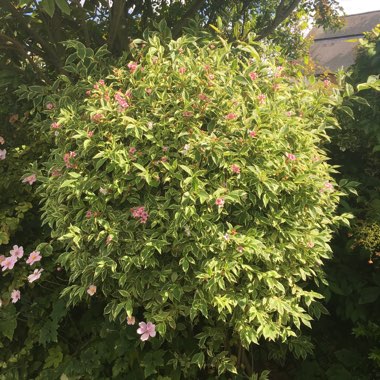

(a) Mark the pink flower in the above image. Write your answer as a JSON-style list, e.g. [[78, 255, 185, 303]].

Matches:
[[162, 146, 168, 152], [28, 268, 43, 283], [321, 181, 334, 192], [137, 321, 156, 341], [223, 233, 230, 241], [87, 131, 94, 138], [127, 316, 136, 325], [208, 74, 215, 81], [248, 130, 257, 138], [98, 79, 105, 85], [51, 122, 60, 129], [51, 169, 61, 177], [249, 72, 258, 80], [91, 113, 104, 122], [10, 245, 23, 259], [231, 164, 240, 174], [307, 241, 315, 248], [11, 290, 20, 304], [64, 151, 77, 169], [215, 198, 225, 207], [46, 103, 54, 110], [178, 67, 186, 74], [131, 206, 149, 224], [106, 235, 113, 245], [274, 66, 284, 78], [129, 147, 137, 155], [26, 251, 42, 265], [114, 92, 129, 109], [1, 256, 17, 271], [323, 79, 331, 88], [128, 61, 138, 73], [99, 187, 108, 195], [87, 285, 97, 296], [286, 111, 293, 117], [285, 153, 296, 161], [237, 246, 244, 253], [0, 149, 6, 160], [146, 88, 152, 95], [86, 90, 92, 96], [183, 111, 193, 117], [85, 210, 93, 219], [204, 65, 210, 71], [0, 136, 5, 145], [198, 93, 209, 101], [225, 113, 237, 120], [22, 174, 37, 185], [258, 94, 266, 105]]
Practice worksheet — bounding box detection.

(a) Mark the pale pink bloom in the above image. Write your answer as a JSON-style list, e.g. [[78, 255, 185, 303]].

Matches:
[[46, 102, 54, 110], [321, 181, 334, 192], [146, 88, 152, 95], [225, 113, 237, 120], [285, 153, 296, 161], [98, 79, 105, 85], [86, 90, 92, 96], [127, 316, 136, 325], [215, 198, 225, 207], [106, 235, 113, 245], [87, 285, 97, 296], [85, 210, 92, 219], [208, 74, 215, 81], [307, 241, 315, 248], [161, 156, 168, 163], [11, 290, 20, 304], [1, 256, 17, 271], [26, 251, 42, 265], [137, 322, 156, 341], [87, 131, 94, 138], [99, 187, 108, 195], [323, 79, 331, 88], [22, 174, 37, 185], [183, 111, 193, 117], [274, 66, 284, 78], [258, 94, 266, 105], [28, 268, 43, 283], [128, 62, 138, 73], [286, 111, 293, 117], [248, 130, 257, 138], [93, 83, 99, 90], [249, 72, 258, 80], [237, 246, 244, 253], [224, 233, 230, 241], [10, 245, 23, 259], [0, 136, 5, 145], [178, 67, 186, 74], [51, 122, 60, 129], [129, 147, 136, 155], [131, 206, 149, 224], [231, 164, 240, 174], [0, 149, 6, 160], [162, 146, 168, 152], [204, 65, 210, 71]]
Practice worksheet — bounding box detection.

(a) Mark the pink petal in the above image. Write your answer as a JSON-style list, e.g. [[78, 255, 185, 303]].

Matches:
[[140, 332, 150, 341]]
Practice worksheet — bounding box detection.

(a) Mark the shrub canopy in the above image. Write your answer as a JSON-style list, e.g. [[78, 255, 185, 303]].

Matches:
[[36, 28, 343, 374]]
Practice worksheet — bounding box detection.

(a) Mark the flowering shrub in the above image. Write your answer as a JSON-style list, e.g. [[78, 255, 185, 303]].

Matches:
[[30, 28, 347, 376]]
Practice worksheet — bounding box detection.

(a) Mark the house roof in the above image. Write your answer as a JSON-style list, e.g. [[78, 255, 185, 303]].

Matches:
[[309, 10, 380, 73]]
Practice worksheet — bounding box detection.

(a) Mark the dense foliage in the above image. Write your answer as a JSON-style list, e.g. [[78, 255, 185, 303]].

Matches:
[[0, 22, 351, 377]]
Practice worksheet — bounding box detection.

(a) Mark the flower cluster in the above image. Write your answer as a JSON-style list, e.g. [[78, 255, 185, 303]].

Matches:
[[114, 92, 129, 110], [64, 151, 77, 169], [131, 206, 149, 224]]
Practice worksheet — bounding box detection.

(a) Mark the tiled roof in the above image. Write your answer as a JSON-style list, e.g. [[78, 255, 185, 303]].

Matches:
[[309, 10, 380, 73]]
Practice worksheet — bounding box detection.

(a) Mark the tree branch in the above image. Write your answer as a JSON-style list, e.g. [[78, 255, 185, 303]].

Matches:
[[0, 0, 62, 70], [255, 0, 302, 40], [0, 32, 50, 83], [172, 0, 206, 38]]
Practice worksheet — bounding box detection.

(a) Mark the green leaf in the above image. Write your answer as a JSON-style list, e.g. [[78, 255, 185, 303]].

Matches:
[[41, 0, 56, 17], [55, 0, 71, 15], [191, 352, 205, 368]]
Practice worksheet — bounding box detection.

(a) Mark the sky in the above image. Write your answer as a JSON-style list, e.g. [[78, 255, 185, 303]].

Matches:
[[338, 0, 380, 15]]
